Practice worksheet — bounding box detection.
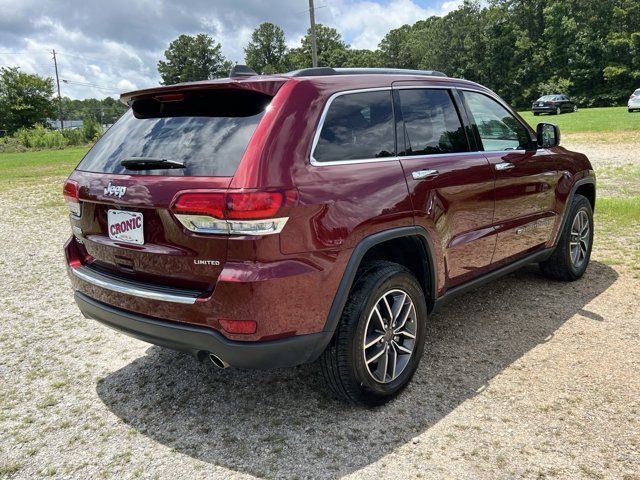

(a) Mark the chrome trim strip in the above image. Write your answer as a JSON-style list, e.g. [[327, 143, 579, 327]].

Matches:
[[310, 150, 492, 167], [71, 267, 199, 304], [309, 87, 392, 166], [174, 215, 289, 235], [308, 85, 533, 167]]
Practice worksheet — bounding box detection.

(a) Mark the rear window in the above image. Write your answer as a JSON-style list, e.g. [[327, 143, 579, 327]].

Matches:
[[312, 90, 395, 162], [77, 90, 271, 177]]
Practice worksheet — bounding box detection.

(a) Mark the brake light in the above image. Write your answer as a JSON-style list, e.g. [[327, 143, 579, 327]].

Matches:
[[226, 191, 289, 219], [172, 189, 297, 235], [63, 179, 81, 217], [219, 319, 257, 335], [174, 192, 225, 218]]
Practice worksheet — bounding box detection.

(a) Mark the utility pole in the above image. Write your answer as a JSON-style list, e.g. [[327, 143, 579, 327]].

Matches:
[[308, 0, 318, 67], [52, 49, 64, 131]]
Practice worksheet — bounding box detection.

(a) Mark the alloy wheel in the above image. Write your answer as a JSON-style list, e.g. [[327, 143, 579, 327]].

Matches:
[[570, 209, 590, 269], [362, 289, 416, 384]]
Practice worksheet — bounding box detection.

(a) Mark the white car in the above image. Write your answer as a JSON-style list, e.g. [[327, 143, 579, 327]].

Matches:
[[629, 88, 640, 112]]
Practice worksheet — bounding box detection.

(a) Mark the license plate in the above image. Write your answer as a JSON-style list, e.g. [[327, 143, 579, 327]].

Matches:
[[108, 209, 144, 245]]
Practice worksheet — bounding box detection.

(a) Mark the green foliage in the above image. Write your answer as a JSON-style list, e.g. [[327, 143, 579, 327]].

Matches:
[[0, 122, 100, 152], [245, 23, 287, 73], [0, 67, 55, 133], [157, 34, 232, 85], [14, 125, 68, 150], [60, 96, 128, 125], [284, 24, 350, 69]]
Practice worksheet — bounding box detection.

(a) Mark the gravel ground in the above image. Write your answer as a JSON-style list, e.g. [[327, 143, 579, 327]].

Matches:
[[0, 143, 638, 479]]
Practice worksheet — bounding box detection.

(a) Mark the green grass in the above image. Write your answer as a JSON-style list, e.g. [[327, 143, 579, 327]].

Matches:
[[596, 197, 640, 229], [518, 107, 640, 134], [0, 147, 88, 182]]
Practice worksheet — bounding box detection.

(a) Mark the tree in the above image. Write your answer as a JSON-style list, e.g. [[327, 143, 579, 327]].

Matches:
[[60, 96, 128, 125], [157, 34, 232, 85], [245, 23, 287, 73], [0, 67, 55, 133], [285, 24, 349, 69], [379, 25, 413, 68]]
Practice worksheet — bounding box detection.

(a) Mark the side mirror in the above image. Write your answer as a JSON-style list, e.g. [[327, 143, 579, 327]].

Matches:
[[536, 122, 560, 148]]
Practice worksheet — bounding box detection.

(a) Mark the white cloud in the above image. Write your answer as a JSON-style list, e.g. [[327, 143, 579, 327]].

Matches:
[[0, 0, 460, 100]]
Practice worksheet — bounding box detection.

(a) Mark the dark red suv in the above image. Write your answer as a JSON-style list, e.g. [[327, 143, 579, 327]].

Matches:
[[64, 67, 595, 405]]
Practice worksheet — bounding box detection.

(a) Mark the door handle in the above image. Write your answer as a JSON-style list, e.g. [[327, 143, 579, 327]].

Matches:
[[412, 169, 439, 180], [495, 162, 515, 171]]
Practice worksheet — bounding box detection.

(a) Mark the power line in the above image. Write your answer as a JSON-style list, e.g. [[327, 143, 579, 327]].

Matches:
[[62, 79, 121, 93]]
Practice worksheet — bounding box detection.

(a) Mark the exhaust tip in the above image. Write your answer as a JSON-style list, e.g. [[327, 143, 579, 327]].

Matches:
[[209, 353, 229, 369]]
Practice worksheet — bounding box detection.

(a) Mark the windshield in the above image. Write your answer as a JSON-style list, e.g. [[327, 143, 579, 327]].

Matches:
[[77, 90, 270, 177]]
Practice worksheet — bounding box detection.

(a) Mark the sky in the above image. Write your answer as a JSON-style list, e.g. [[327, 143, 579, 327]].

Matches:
[[0, 0, 462, 100]]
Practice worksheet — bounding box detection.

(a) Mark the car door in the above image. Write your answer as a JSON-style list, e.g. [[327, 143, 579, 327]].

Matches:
[[459, 90, 561, 264], [394, 86, 497, 288], [560, 95, 569, 112]]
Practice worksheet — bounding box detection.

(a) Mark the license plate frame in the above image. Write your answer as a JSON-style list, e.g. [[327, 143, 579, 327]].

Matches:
[[107, 209, 144, 245]]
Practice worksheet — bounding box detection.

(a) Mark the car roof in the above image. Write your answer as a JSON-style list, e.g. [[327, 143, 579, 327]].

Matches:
[[121, 68, 490, 105]]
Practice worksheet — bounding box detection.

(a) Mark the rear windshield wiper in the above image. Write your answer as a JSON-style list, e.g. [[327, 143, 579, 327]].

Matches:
[[120, 157, 185, 170]]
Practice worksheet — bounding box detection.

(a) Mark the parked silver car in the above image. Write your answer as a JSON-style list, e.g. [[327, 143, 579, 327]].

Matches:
[[629, 88, 640, 112]]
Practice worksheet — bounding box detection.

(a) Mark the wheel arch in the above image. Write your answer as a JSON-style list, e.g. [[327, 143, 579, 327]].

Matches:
[[553, 176, 596, 247], [322, 226, 437, 336]]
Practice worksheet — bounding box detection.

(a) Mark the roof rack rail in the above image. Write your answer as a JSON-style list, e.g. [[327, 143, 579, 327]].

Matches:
[[288, 67, 447, 78]]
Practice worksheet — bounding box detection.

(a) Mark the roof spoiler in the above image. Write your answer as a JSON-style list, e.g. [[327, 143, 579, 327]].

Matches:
[[230, 65, 258, 78]]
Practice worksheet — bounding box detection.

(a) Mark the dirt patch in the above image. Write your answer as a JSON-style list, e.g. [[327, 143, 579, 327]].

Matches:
[[0, 147, 638, 479]]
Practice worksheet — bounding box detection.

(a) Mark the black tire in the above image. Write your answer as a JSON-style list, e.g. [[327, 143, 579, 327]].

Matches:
[[533, 112, 539, 116], [320, 261, 427, 406], [539, 194, 593, 281]]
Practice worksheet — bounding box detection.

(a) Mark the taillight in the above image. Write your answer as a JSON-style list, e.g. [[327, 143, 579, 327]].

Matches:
[[172, 189, 297, 235], [63, 179, 81, 217]]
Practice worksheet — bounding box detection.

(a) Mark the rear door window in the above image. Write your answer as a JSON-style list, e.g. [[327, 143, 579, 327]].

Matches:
[[396, 89, 469, 156], [77, 90, 271, 177], [312, 90, 395, 162]]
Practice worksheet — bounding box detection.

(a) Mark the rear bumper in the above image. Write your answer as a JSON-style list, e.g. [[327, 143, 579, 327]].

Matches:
[[74, 292, 332, 369], [532, 106, 556, 113]]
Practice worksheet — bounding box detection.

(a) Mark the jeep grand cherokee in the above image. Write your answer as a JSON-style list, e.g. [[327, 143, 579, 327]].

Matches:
[[64, 67, 596, 405]]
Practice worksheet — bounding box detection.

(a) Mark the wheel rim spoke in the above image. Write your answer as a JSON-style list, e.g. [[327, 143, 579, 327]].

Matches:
[[389, 344, 397, 380], [569, 209, 590, 269], [362, 288, 417, 384], [393, 342, 413, 355], [366, 346, 385, 365], [364, 334, 384, 349], [380, 347, 389, 382]]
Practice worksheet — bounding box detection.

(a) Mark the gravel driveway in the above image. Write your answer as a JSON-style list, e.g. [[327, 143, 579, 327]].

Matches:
[[0, 143, 638, 479]]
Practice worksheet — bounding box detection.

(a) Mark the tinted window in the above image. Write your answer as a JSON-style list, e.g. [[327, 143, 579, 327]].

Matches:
[[397, 89, 468, 156], [313, 90, 394, 162], [77, 92, 269, 177], [463, 91, 531, 151]]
